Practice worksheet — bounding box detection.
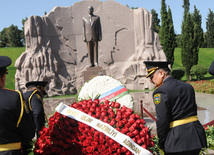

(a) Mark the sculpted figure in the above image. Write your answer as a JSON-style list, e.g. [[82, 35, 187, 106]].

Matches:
[[82, 6, 102, 67]]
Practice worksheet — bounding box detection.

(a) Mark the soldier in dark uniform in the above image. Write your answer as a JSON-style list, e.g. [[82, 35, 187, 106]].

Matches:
[[208, 61, 214, 76], [22, 81, 48, 154], [144, 61, 207, 155], [23, 81, 48, 138], [0, 56, 35, 155]]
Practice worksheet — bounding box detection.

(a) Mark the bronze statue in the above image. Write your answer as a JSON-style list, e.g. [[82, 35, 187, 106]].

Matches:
[[82, 6, 102, 67]]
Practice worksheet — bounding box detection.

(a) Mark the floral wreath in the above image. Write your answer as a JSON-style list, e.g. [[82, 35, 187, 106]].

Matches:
[[78, 75, 134, 109], [33, 99, 158, 154], [33, 76, 159, 154]]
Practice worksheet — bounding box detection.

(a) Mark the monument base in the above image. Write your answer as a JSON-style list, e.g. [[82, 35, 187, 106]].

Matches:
[[83, 67, 106, 82]]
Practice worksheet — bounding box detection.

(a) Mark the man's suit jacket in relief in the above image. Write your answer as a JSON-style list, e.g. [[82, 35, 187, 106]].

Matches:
[[82, 15, 102, 42]]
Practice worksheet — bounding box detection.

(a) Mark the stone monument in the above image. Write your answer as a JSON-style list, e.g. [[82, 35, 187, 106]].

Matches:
[[15, 0, 166, 97]]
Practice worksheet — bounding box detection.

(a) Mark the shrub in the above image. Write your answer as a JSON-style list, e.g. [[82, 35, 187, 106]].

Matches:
[[171, 67, 185, 80], [190, 65, 208, 80], [205, 125, 214, 149], [187, 80, 214, 94]]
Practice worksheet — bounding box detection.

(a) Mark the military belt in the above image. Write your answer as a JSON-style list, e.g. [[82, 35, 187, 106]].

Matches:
[[0, 142, 21, 152], [170, 115, 198, 128]]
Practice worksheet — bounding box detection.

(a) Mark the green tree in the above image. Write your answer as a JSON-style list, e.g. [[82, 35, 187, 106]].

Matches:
[[0, 28, 9, 47], [160, 0, 168, 46], [175, 34, 181, 47], [126, 5, 138, 9], [206, 9, 214, 48], [151, 9, 160, 33], [192, 6, 204, 47], [202, 33, 207, 48], [181, 0, 194, 81], [192, 6, 203, 65], [182, 0, 190, 18], [160, 0, 176, 66], [22, 17, 28, 45], [8, 24, 23, 47], [167, 6, 176, 66]]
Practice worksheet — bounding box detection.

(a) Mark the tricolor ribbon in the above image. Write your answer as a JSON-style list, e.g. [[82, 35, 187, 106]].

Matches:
[[99, 85, 128, 102], [55, 103, 152, 155]]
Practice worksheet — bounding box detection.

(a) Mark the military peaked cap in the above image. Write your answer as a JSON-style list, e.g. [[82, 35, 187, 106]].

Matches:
[[26, 81, 48, 95], [144, 61, 171, 78], [0, 56, 12, 74]]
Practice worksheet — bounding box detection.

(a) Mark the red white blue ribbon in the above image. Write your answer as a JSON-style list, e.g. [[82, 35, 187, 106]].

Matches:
[[99, 85, 128, 102]]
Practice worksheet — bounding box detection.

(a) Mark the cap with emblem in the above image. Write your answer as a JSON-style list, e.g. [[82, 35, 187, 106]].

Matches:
[[0, 56, 12, 75], [144, 61, 171, 78], [26, 81, 48, 95]]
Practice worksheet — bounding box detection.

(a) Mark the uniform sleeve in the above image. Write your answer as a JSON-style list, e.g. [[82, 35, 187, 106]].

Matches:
[[153, 91, 171, 150], [208, 61, 214, 76], [31, 94, 45, 137], [16, 92, 35, 142]]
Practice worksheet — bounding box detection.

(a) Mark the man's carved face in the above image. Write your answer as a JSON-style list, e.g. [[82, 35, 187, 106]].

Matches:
[[88, 6, 94, 15]]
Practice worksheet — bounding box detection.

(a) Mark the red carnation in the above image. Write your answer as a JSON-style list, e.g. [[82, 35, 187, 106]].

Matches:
[[115, 102, 121, 108], [33, 99, 157, 155], [128, 117, 135, 124], [109, 119, 116, 126], [86, 146, 95, 153]]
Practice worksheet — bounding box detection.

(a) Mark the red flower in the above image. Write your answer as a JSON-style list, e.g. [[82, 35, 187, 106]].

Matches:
[[33, 99, 156, 155], [128, 117, 135, 124], [86, 146, 95, 153], [109, 118, 116, 126]]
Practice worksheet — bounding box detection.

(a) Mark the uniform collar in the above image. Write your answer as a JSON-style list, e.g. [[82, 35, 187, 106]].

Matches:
[[163, 76, 173, 83]]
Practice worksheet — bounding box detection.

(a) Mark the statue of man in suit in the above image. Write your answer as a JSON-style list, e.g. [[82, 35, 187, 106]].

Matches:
[[82, 6, 102, 67]]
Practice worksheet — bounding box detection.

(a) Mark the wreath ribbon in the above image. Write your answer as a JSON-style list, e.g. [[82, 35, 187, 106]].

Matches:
[[56, 102, 152, 155], [99, 85, 128, 102]]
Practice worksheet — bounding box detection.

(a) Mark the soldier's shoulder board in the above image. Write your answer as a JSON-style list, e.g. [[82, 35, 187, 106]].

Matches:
[[154, 93, 161, 104], [36, 94, 42, 101]]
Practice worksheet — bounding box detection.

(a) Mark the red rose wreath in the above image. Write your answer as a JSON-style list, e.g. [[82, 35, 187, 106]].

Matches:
[[34, 99, 158, 155]]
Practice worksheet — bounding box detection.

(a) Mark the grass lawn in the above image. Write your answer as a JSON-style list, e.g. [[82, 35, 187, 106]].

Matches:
[[173, 48, 214, 81], [0, 47, 25, 90]]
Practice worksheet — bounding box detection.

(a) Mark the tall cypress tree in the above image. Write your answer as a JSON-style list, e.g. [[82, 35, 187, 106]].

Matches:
[[181, 0, 194, 80], [160, 0, 168, 46], [160, 0, 176, 66], [192, 6, 203, 48], [192, 6, 203, 65], [151, 9, 160, 34], [206, 9, 214, 48], [160, 0, 169, 61], [167, 6, 176, 66]]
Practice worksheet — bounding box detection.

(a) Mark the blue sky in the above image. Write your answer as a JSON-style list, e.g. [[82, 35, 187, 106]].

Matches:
[[0, 0, 213, 34]]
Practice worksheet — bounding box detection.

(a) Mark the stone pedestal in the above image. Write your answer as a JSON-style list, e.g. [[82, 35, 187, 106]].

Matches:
[[83, 67, 106, 82]]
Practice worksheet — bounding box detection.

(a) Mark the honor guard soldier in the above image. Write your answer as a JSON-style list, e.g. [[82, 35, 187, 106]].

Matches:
[[144, 61, 207, 155], [208, 61, 214, 76], [0, 56, 35, 155], [23, 81, 48, 139]]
